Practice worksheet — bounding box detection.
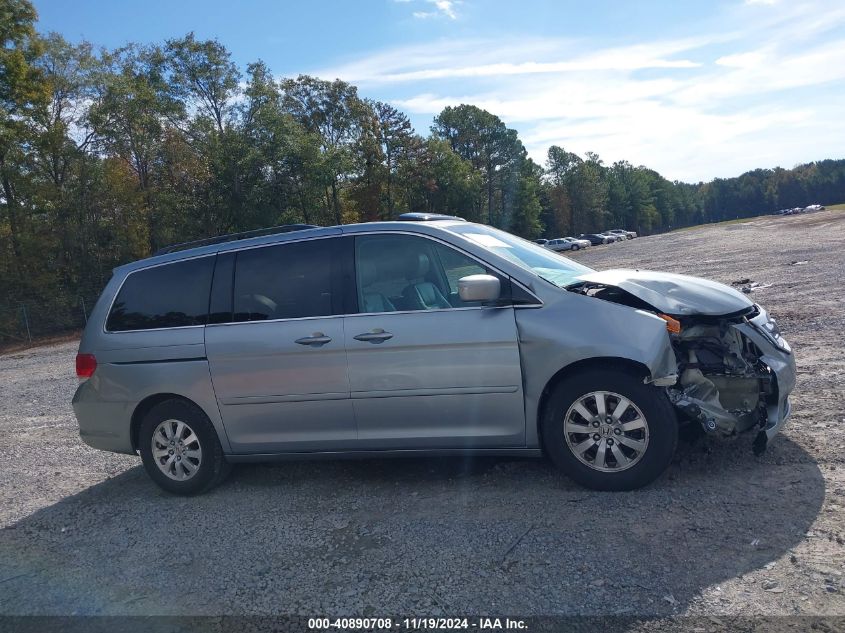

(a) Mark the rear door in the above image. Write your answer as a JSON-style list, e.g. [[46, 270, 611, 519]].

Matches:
[[345, 233, 526, 449], [205, 236, 355, 453]]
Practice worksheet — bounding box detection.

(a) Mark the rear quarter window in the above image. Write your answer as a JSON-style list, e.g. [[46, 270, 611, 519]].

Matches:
[[106, 256, 215, 332]]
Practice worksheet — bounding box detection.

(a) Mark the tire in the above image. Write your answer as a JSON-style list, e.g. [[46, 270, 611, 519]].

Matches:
[[541, 369, 678, 491], [572, 245, 580, 251], [138, 398, 231, 495]]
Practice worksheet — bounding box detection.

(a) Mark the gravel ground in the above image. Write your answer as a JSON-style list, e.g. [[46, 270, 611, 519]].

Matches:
[[0, 210, 844, 618]]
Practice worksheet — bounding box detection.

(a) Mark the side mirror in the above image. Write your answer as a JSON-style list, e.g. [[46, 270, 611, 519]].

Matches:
[[458, 274, 501, 303]]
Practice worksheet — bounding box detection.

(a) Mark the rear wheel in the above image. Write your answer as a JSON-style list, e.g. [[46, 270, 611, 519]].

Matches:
[[139, 398, 231, 495], [542, 369, 677, 491]]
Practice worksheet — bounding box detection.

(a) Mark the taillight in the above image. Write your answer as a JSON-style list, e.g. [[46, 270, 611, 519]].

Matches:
[[76, 353, 97, 379]]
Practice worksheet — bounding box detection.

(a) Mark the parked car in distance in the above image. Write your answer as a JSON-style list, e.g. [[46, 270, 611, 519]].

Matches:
[[564, 236, 592, 249], [533, 238, 549, 246], [73, 216, 796, 495], [578, 233, 612, 245], [546, 237, 589, 252], [778, 206, 826, 215], [545, 238, 574, 252], [600, 231, 625, 243], [608, 229, 637, 239]]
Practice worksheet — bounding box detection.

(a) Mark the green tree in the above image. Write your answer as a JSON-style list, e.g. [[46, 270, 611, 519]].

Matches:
[[401, 138, 481, 216], [0, 0, 43, 115], [161, 34, 244, 235], [240, 61, 327, 226], [546, 145, 582, 186], [544, 146, 583, 235], [27, 34, 98, 283], [88, 44, 174, 251], [281, 75, 367, 224], [372, 101, 413, 218], [348, 103, 385, 222], [544, 147, 608, 233], [0, 0, 45, 271], [163, 33, 240, 134], [510, 156, 543, 238], [432, 104, 523, 227]]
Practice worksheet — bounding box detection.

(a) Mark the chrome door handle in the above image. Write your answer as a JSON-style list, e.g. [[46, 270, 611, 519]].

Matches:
[[353, 330, 393, 343], [294, 333, 332, 347]]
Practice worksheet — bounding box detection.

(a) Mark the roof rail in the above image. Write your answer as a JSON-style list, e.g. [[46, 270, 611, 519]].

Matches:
[[153, 224, 320, 256], [397, 212, 465, 222]]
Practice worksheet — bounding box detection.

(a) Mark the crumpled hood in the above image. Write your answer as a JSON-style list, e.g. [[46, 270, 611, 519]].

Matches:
[[574, 269, 754, 316]]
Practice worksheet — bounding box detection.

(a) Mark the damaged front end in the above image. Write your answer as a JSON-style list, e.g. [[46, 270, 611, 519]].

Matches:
[[666, 310, 774, 445], [570, 270, 796, 453]]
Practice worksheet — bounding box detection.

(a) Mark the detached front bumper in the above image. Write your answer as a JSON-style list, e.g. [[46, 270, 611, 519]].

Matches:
[[735, 309, 797, 440]]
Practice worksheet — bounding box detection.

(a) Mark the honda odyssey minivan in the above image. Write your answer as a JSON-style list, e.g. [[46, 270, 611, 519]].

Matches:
[[72, 214, 796, 495]]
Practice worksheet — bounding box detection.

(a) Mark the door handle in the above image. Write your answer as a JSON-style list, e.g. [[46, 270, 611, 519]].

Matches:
[[294, 333, 332, 347], [353, 329, 393, 343]]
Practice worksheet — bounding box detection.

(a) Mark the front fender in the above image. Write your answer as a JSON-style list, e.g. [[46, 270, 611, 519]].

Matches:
[[516, 290, 677, 448]]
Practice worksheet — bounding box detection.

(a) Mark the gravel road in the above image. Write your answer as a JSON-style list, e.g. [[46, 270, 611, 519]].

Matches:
[[1, 210, 844, 619]]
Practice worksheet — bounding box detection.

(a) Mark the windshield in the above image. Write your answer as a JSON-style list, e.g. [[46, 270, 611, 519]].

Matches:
[[448, 224, 593, 288]]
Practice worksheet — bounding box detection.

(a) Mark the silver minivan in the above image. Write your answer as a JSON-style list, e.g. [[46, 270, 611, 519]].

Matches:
[[72, 215, 796, 495]]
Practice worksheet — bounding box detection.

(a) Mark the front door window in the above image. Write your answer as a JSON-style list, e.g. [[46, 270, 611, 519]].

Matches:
[[354, 234, 491, 313]]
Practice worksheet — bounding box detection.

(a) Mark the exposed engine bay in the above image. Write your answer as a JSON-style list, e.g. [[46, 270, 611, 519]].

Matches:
[[664, 312, 773, 437], [568, 276, 780, 451]]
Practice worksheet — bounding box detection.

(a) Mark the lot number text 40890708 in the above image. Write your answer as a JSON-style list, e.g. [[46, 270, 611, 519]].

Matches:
[[307, 617, 529, 630]]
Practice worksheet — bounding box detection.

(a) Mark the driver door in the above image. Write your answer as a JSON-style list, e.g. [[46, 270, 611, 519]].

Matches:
[[345, 233, 526, 449]]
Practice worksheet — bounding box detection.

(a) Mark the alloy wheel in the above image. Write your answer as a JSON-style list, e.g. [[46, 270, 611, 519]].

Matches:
[[563, 391, 650, 472], [151, 418, 203, 481]]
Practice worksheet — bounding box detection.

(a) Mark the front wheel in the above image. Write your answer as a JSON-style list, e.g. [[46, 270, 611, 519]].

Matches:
[[572, 244, 580, 251], [541, 369, 678, 491]]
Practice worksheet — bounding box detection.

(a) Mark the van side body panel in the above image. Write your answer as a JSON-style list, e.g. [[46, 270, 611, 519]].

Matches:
[[74, 277, 231, 454], [73, 356, 230, 454]]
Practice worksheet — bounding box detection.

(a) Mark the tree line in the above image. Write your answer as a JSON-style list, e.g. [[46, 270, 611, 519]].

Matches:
[[2, 0, 845, 338]]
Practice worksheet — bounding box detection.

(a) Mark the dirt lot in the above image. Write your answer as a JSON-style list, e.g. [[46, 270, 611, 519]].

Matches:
[[1, 210, 844, 620]]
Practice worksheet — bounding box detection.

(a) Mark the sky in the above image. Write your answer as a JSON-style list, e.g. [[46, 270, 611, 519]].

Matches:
[[32, 0, 845, 183]]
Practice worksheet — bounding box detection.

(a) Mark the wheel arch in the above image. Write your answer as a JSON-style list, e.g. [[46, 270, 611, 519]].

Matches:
[[535, 356, 651, 454], [131, 393, 202, 452]]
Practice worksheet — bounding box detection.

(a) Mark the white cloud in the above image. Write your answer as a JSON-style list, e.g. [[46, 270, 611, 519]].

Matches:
[[396, 0, 460, 20], [432, 0, 458, 19], [322, 0, 845, 181], [714, 50, 767, 68], [319, 36, 712, 85]]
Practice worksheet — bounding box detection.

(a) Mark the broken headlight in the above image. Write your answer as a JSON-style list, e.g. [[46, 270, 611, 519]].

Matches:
[[757, 317, 791, 353]]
